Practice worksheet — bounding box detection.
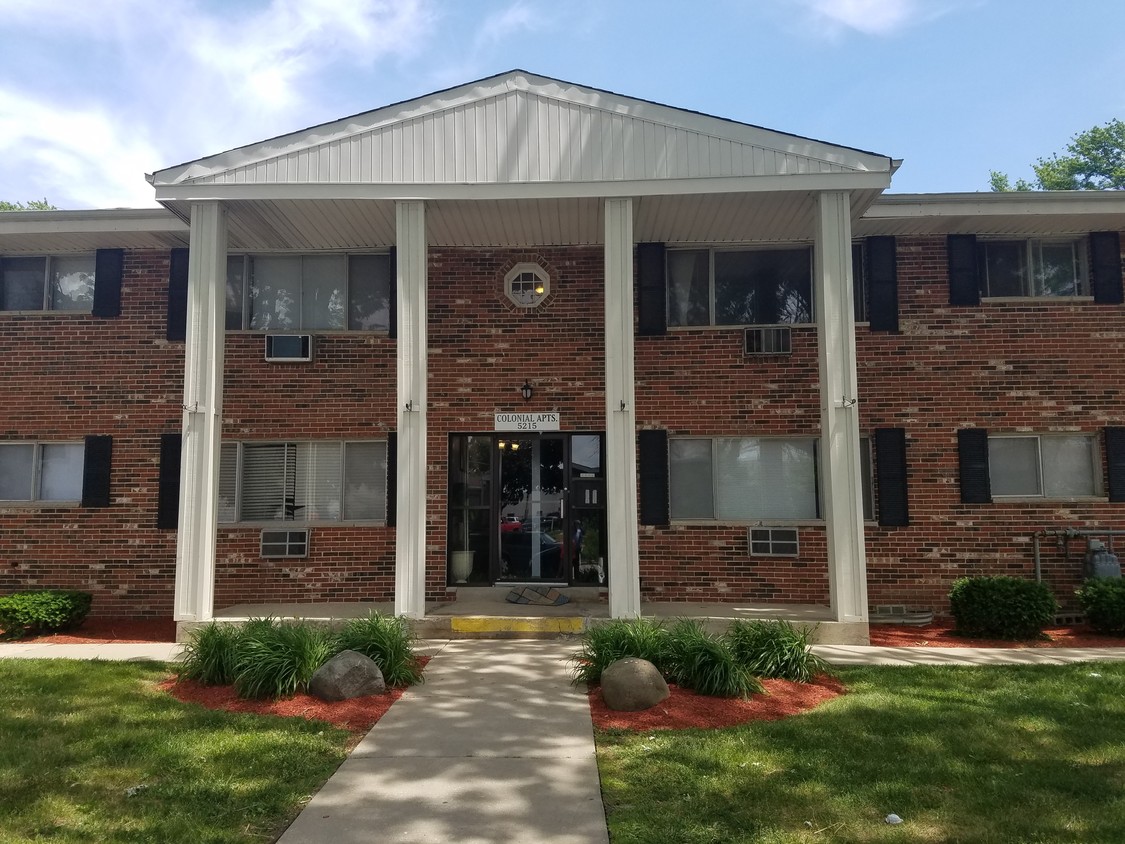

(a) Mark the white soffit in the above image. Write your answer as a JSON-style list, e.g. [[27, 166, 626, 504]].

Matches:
[[0, 209, 188, 253], [150, 70, 894, 196]]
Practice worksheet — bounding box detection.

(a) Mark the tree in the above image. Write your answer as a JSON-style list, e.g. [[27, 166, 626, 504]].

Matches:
[[990, 118, 1125, 191], [0, 199, 57, 211]]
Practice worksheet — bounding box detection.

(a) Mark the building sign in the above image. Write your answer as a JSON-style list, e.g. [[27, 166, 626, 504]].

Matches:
[[494, 412, 561, 432]]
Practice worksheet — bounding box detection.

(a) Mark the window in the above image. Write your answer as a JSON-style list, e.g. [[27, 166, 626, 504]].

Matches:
[[0, 442, 84, 501], [1, 256, 95, 312], [668, 247, 812, 327], [669, 436, 875, 522], [852, 242, 867, 322], [978, 238, 1088, 298], [505, 263, 550, 308], [988, 434, 1100, 498], [218, 440, 388, 523], [225, 254, 392, 331]]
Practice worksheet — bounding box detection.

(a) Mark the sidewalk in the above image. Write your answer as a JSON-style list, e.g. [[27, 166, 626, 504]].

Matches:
[[277, 639, 608, 844]]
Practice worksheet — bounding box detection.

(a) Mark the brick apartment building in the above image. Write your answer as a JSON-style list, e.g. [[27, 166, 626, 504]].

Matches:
[[2, 71, 1123, 641]]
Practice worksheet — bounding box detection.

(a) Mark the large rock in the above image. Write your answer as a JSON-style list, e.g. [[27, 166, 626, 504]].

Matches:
[[601, 657, 669, 711], [309, 650, 386, 701]]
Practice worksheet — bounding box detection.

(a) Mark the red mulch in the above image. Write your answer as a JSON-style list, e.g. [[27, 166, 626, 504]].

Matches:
[[868, 621, 1125, 649], [589, 675, 846, 731], [15, 617, 178, 644]]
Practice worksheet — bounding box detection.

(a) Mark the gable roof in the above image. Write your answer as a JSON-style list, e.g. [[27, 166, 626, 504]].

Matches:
[[149, 70, 894, 196]]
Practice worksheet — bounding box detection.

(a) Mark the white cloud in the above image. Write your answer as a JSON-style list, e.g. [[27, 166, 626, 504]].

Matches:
[[794, 0, 956, 37]]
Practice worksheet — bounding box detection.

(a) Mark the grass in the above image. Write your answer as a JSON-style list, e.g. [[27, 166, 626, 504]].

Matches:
[[596, 662, 1125, 843], [0, 659, 351, 843]]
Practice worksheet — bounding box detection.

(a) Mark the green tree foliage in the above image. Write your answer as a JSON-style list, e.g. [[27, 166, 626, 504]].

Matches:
[[0, 199, 57, 211], [991, 119, 1125, 191]]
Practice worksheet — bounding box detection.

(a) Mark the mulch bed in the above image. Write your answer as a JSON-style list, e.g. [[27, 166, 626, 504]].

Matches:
[[868, 621, 1125, 649], [13, 617, 178, 644]]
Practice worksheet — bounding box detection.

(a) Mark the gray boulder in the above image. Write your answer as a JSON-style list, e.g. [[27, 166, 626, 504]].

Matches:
[[601, 657, 669, 711], [309, 650, 386, 701]]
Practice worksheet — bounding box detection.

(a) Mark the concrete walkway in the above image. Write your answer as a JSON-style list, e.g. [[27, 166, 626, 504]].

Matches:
[[277, 639, 608, 844]]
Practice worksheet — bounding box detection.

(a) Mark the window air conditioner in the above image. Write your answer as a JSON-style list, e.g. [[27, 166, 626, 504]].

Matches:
[[744, 326, 792, 356], [260, 529, 309, 558], [264, 334, 313, 362]]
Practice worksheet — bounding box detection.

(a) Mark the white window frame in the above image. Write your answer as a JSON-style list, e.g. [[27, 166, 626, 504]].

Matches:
[[0, 441, 85, 502], [978, 237, 1090, 299], [666, 245, 815, 328], [225, 252, 393, 332], [1, 254, 95, 312], [987, 433, 1102, 499], [504, 263, 550, 308], [218, 440, 388, 524]]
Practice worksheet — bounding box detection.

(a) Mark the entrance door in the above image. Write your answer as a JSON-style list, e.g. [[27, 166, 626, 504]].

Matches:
[[447, 433, 606, 585]]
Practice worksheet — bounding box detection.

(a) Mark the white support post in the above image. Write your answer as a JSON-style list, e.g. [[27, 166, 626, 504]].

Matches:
[[394, 200, 428, 619], [604, 198, 642, 618], [815, 191, 869, 624], [173, 201, 227, 622]]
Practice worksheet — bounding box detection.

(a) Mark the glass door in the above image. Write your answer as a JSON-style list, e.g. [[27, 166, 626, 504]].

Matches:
[[497, 435, 567, 581]]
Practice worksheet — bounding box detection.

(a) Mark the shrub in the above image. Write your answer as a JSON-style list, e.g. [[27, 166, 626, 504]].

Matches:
[[949, 576, 1058, 640], [177, 622, 243, 685], [569, 618, 671, 684], [664, 620, 763, 698], [1076, 578, 1125, 635], [726, 619, 828, 682], [335, 612, 423, 686], [0, 590, 92, 639], [233, 619, 336, 699]]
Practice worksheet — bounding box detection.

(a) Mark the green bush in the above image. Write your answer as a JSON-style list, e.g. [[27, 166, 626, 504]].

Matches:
[[949, 576, 1058, 640], [335, 612, 423, 686], [0, 590, 92, 639], [664, 620, 762, 698], [233, 619, 336, 699], [177, 622, 244, 685], [726, 619, 829, 682], [568, 618, 671, 684], [1076, 578, 1125, 635]]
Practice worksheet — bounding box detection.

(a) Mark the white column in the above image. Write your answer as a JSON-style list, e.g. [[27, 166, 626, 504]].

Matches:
[[815, 191, 869, 623], [604, 198, 642, 618], [174, 201, 227, 622], [394, 200, 428, 618]]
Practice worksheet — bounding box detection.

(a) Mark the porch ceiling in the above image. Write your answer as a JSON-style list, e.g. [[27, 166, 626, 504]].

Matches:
[[162, 188, 886, 251]]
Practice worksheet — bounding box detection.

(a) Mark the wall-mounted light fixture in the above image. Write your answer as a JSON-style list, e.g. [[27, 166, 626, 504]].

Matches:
[[521, 380, 534, 402]]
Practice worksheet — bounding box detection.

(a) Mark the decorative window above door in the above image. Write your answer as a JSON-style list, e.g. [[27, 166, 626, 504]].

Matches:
[[504, 262, 550, 308]]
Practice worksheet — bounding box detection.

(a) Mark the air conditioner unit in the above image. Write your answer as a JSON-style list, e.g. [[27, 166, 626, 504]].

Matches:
[[744, 326, 792, 356], [260, 529, 309, 558], [264, 334, 313, 362]]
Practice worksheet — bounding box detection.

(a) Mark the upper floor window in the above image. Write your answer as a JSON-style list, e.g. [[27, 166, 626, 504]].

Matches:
[[978, 238, 1088, 298], [668, 247, 813, 327], [1, 255, 95, 312], [0, 441, 84, 501], [988, 434, 1100, 498], [226, 253, 391, 331]]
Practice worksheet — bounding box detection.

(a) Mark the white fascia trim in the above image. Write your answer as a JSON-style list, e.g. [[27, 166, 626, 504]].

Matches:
[[0, 209, 186, 235], [153, 171, 893, 204], [868, 191, 1125, 218]]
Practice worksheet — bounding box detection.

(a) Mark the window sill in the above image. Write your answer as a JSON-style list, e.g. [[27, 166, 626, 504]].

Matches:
[[0, 500, 82, 509], [670, 518, 824, 527], [990, 496, 1107, 504], [666, 323, 816, 333], [219, 520, 388, 528], [226, 329, 390, 336], [0, 309, 92, 317], [981, 296, 1094, 304]]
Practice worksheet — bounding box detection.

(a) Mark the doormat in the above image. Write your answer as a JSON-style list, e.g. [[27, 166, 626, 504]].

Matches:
[[505, 586, 570, 606]]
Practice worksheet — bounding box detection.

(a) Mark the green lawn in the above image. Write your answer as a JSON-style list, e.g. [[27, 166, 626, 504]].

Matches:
[[0, 659, 350, 843], [597, 662, 1125, 843]]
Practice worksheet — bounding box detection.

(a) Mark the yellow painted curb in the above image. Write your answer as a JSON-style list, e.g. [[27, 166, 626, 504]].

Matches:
[[450, 616, 585, 634]]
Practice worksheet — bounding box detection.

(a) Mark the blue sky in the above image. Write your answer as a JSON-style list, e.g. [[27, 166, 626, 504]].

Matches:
[[1, 0, 1122, 209]]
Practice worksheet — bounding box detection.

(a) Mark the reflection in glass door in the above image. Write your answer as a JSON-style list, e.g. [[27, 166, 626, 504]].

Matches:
[[497, 436, 565, 581]]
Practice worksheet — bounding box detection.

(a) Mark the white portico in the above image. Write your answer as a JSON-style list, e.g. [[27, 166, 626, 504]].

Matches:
[[149, 70, 894, 629]]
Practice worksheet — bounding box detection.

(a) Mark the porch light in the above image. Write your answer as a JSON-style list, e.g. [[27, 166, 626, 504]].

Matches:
[[521, 380, 534, 401]]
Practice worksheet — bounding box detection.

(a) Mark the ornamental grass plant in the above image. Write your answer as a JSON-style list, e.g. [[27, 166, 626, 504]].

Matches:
[[335, 612, 424, 686], [726, 619, 828, 682], [569, 618, 672, 684], [663, 620, 763, 698], [233, 620, 336, 700]]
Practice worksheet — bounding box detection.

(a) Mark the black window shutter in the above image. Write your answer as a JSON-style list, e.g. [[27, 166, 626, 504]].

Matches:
[[866, 236, 899, 332], [947, 234, 980, 306], [385, 432, 397, 526], [166, 248, 190, 342], [81, 435, 113, 508], [637, 242, 667, 337], [1106, 427, 1125, 503], [92, 248, 124, 318], [387, 247, 397, 340], [874, 427, 909, 526], [157, 433, 182, 528], [1090, 231, 1124, 305], [638, 429, 669, 526], [957, 429, 991, 504]]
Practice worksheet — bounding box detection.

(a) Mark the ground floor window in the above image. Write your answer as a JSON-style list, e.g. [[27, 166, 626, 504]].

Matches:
[[218, 440, 387, 522], [988, 434, 1100, 497], [0, 441, 84, 501]]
